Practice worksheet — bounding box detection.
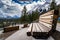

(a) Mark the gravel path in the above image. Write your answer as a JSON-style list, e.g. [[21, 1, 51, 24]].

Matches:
[[1, 22, 59, 40], [5, 28, 45, 40], [56, 23, 60, 32]]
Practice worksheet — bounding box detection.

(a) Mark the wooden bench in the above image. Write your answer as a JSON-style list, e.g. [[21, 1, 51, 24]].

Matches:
[[3, 26, 19, 33], [22, 24, 28, 28], [27, 10, 59, 39]]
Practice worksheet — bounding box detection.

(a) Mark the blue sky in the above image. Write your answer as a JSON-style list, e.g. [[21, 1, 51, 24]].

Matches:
[[12, 0, 47, 5], [0, 0, 60, 18]]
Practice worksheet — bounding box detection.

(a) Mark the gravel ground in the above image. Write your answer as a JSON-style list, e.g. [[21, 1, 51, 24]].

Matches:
[[56, 23, 60, 32], [5, 28, 46, 40], [0, 23, 60, 40]]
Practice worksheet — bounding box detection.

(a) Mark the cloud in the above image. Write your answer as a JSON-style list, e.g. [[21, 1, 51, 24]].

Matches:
[[56, 0, 60, 5], [0, 0, 46, 18], [0, 0, 60, 18], [0, 0, 24, 18], [0, 0, 49, 18]]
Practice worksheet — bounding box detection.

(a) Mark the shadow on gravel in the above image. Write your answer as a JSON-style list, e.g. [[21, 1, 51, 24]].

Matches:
[[32, 30, 60, 40], [0, 30, 17, 39], [52, 30, 60, 40]]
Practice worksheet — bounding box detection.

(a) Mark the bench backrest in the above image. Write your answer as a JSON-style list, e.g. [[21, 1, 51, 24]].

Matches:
[[39, 10, 59, 31]]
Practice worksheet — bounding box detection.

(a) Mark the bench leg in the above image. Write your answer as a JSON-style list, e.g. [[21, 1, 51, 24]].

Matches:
[[27, 32, 31, 36], [32, 32, 49, 39]]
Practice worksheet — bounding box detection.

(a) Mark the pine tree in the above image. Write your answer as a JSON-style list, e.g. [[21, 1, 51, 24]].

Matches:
[[31, 9, 39, 22], [22, 6, 27, 16], [20, 6, 28, 23], [50, 0, 56, 10]]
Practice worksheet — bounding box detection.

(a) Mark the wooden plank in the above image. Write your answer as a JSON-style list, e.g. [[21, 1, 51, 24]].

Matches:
[[37, 23, 44, 32], [27, 23, 32, 36], [32, 23, 37, 32], [39, 21, 52, 29], [34, 23, 41, 32], [4, 26, 19, 33], [40, 15, 53, 18], [39, 20, 52, 24], [40, 10, 54, 17], [38, 23, 51, 32], [39, 14, 53, 25], [27, 23, 32, 32], [40, 18, 53, 20]]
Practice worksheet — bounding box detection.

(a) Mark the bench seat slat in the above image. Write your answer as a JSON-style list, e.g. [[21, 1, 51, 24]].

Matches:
[[37, 23, 44, 32], [27, 23, 32, 32], [32, 23, 37, 32], [34, 23, 41, 32], [38, 23, 51, 32], [39, 21, 52, 29]]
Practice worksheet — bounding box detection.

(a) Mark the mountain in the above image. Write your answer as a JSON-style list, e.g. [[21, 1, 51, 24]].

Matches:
[[13, 15, 20, 19], [27, 2, 50, 14]]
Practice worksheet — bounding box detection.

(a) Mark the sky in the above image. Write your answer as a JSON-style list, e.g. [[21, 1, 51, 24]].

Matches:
[[0, 0, 60, 19]]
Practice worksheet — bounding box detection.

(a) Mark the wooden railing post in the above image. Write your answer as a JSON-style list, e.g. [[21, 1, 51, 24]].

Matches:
[[51, 9, 59, 31]]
